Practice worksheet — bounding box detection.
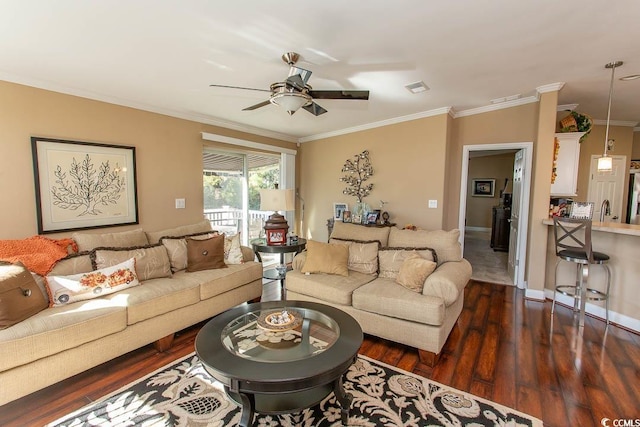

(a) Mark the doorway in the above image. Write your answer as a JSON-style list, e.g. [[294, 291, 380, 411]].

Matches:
[[458, 143, 533, 289]]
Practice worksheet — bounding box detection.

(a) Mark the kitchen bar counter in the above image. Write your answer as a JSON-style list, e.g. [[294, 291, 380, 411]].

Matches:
[[543, 218, 640, 332], [542, 218, 640, 236]]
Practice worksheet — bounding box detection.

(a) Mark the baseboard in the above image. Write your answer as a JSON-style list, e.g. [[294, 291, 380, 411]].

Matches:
[[465, 226, 491, 232], [544, 289, 640, 333], [524, 288, 545, 301]]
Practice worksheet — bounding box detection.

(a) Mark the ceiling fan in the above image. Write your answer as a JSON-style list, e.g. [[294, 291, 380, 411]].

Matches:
[[210, 52, 370, 116]]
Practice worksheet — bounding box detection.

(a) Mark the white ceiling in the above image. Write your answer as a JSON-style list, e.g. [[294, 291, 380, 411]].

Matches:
[[1, 1, 639, 142]]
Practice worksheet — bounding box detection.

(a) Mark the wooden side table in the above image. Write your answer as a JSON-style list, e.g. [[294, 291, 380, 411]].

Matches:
[[251, 238, 306, 300]]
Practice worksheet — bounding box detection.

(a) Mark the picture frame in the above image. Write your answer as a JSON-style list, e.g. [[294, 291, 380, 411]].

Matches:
[[333, 202, 348, 221], [352, 214, 362, 224], [471, 179, 495, 197], [366, 211, 379, 224], [31, 137, 138, 234], [342, 210, 352, 223], [570, 202, 594, 220]]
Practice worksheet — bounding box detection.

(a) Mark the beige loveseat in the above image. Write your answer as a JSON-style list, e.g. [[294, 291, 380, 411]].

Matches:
[[286, 222, 472, 366], [0, 221, 262, 405]]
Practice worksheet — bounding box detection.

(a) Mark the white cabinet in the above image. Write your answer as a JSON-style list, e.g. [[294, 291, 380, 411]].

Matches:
[[550, 132, 585, 196]]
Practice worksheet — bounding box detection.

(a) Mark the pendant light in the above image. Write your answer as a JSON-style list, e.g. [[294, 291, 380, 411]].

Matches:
[[597, 61, 623, 172]]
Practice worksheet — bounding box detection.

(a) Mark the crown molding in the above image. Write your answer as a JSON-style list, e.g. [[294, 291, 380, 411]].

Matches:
[[635, 127, 640, 132], [0, 72, 298, 143], [201, 132, 297, 155], [557, 103, 579, 111], [592, 119, 639, 127], [298, 107, 453, 143], [452, 96, 538, 118], [536, 82, 565, 93]]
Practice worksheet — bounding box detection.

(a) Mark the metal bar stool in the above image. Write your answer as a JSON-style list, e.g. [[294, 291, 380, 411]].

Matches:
[[551, 217, 612, 326]]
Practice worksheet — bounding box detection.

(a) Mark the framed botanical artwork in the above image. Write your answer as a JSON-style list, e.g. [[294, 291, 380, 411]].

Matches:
[[471, 179, 495, 197], [333, 202, 348, 221], [31, 137, 139, 233]]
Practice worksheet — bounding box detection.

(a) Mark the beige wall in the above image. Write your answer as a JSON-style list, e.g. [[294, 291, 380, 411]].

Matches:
[[444, 103, 538, 230], [0, 81, 293, 240], [298, 115, 448, 242], [466, 153, 515, 229]]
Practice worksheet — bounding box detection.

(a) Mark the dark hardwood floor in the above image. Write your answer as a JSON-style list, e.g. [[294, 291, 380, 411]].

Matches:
[[1, 280, 638, 427]]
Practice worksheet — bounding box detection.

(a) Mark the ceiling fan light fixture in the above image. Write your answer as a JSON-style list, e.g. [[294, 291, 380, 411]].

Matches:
[[270, 91, 310, 114]]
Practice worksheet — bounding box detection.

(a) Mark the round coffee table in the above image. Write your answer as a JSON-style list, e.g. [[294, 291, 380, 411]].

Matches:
[[195, 300, 363, 426]]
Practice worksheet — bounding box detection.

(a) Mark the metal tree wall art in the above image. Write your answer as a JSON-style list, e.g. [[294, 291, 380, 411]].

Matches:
[[340, 150, 374, 203], [51, 154, 126, 216]]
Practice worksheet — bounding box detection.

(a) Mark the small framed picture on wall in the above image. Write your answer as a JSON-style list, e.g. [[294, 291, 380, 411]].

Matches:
[[471, 179, 495, 197]]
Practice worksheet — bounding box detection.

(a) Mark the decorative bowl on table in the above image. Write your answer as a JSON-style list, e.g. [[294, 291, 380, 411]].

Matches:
[[257, 309, 302, 332]]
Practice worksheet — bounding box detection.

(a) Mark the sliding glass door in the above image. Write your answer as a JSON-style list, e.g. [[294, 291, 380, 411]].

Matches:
[[203, 150, 280, 245]]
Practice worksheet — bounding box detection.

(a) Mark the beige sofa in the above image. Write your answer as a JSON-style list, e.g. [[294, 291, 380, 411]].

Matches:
[[0, 221, 262, 405], [286, 222, 472, 366]]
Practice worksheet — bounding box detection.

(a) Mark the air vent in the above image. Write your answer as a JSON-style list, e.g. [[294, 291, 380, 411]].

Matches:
[[405, 81, 429, 94]]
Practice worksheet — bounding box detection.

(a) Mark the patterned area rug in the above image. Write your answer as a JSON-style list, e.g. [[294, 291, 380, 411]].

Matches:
[[48, 353, 542, 427]]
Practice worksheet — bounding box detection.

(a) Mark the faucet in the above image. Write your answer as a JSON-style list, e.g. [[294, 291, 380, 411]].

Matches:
[[600, 199, 611, 222]]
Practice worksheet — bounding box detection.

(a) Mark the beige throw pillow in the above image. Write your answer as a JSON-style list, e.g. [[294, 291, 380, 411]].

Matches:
[[329, 238, 379, 275], [300, 240, 349, 276], [93, 244, 172, 281], [378, 248, 437, 279], [395, 253, 437, 292]]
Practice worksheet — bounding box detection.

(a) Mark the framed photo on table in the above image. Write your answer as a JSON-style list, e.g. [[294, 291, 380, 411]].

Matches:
[[366, 211, 380, 224], [333, 202, 348, 221], [471, 179, 495, 197], [31, 137, 138, 234]]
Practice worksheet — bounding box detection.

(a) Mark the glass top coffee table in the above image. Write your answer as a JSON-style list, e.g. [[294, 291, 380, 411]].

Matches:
[[195, 300, 363, 427]]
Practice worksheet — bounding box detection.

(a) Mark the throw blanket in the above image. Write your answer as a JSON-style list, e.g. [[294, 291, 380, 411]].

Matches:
[[0, 236, 78, 276]]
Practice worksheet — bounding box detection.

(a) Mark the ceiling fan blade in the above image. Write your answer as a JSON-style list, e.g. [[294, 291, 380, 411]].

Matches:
[[288, 66, 312, 84], [308, 90, 370, 100], [285, 74, 305, 91], [303, 102, 328, 116], [242, 100, 272, 111], [210, 84, 270, 93]]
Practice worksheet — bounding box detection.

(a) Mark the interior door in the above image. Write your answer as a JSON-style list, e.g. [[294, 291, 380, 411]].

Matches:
[[507, 149, 524, 284], [588, 155, 626, 222]]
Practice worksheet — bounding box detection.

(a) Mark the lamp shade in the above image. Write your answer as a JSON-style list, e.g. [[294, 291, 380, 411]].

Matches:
[[597, 155, 613, 172], [260, 189, 295, 212]]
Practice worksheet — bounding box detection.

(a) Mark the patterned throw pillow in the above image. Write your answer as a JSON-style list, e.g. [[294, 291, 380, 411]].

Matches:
[[223, 233, 244, 265], [186, 235, 227, 272], [45, 258, 140, 307]]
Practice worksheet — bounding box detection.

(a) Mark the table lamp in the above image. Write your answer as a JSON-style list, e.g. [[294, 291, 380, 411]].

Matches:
[[260, 188, 295, 245]]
